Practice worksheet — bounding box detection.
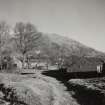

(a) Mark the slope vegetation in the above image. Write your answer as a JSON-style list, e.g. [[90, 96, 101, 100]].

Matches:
[[37, 33, 105, 58]]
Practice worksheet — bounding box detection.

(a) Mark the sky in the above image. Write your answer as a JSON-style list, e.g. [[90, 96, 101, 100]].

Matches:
[[0, 0, 105, 52]]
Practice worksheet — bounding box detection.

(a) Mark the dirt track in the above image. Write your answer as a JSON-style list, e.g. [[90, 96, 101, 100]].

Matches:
[[0, 72, 79, 105]]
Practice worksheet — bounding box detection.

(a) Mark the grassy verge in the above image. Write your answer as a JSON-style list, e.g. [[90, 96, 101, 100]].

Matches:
[[69, 78, 105, 105]]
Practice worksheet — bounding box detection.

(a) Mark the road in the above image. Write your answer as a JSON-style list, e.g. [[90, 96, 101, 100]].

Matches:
[[0, 71, 79, 105]]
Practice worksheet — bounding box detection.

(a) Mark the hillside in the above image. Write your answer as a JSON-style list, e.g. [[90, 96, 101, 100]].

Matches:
[[37, 33, 105, 59]]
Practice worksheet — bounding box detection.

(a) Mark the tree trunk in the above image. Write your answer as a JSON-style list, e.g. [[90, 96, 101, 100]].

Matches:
[[27, 59, 30, 69], [26, 55, 30, 69], [22, 54, 26, 69]]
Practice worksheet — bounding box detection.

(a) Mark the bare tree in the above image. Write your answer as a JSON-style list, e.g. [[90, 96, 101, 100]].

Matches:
[[0, 21, 10, 69], [14, 22, 41, 68]]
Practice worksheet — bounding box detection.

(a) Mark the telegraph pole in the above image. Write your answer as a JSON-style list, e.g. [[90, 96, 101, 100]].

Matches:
[[0, 32, 2, 70]]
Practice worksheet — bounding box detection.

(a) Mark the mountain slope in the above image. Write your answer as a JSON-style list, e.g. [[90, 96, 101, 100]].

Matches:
[[38, 33, 105, 59]]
